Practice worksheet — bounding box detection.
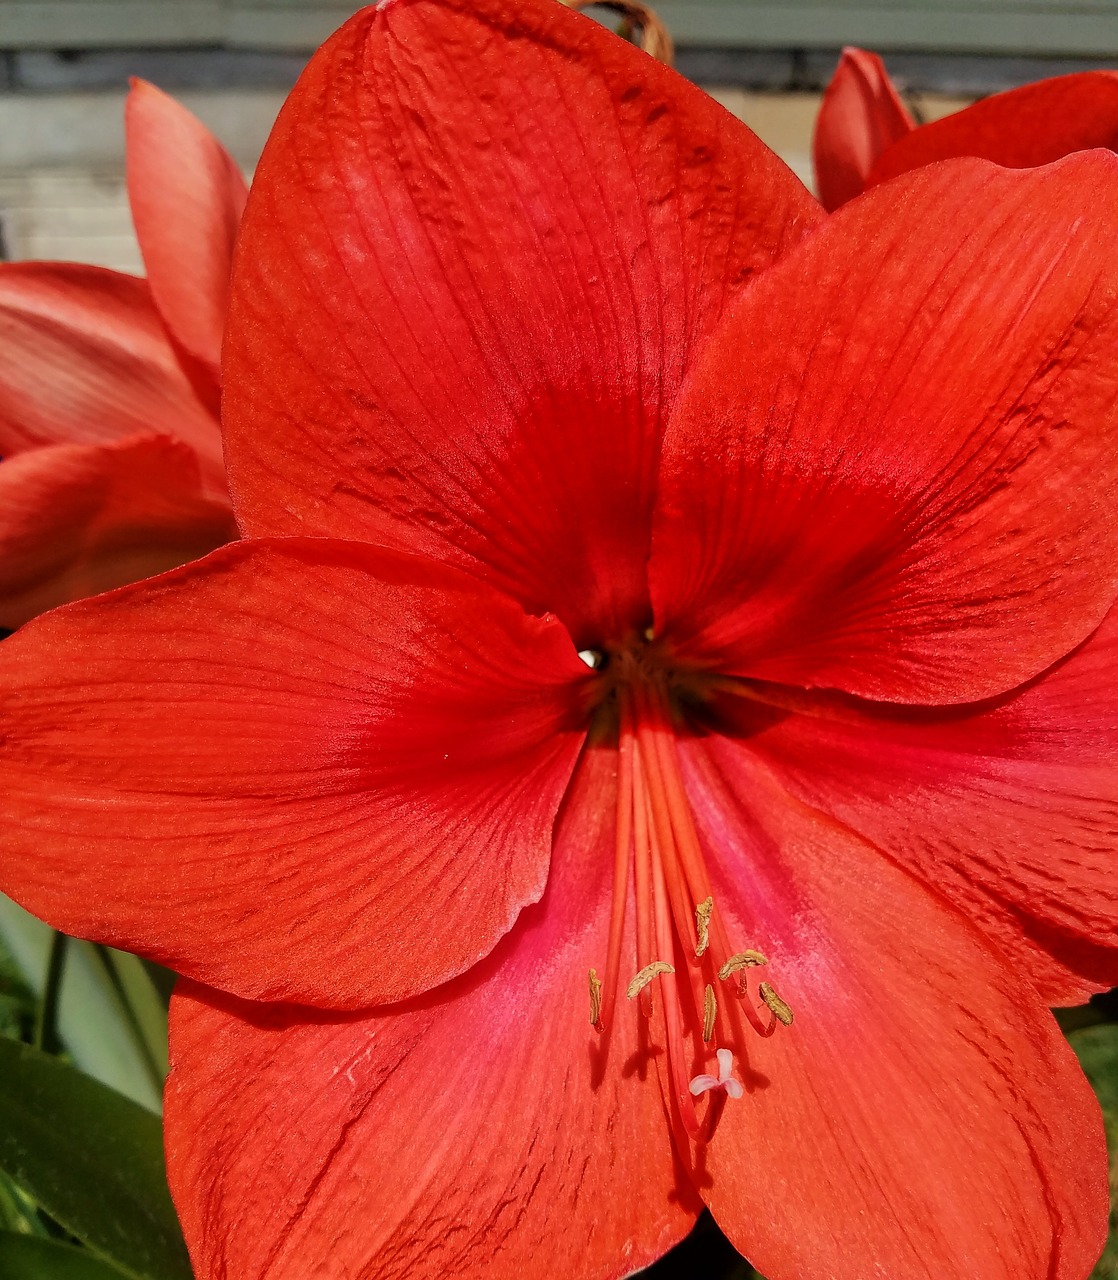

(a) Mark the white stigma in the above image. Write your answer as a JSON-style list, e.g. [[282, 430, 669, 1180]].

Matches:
[[688, 1047, 744, 1100]]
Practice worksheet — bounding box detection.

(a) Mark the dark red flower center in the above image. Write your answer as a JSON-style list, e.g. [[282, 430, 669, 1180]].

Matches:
[[585, 638, 794, 1144]]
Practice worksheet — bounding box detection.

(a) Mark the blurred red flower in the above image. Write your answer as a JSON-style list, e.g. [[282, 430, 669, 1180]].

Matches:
[[0, 80, 242, 628], [814, 46, 1118, 209], [3, 3, 1118, 1278]]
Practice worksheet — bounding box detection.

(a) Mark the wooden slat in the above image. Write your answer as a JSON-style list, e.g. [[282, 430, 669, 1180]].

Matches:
[[3, 0, 1118, 55], [654, 2, 1118, 52], [0, 2, 223, 48], [223, 0, 1118, 56]]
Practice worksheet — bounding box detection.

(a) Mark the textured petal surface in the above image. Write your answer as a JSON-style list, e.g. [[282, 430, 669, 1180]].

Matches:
[[0, 435, 235, 629], [0, 538, 589, 1006], [165, 746, 698, 1280], [223, 0, 821, 646], [652, 154, 1118, 704], [719, 601, 1118, 1005], [679, 738, 1109, 1280], [0, 262, 223, 486], [871, 70, 1118, 186], [127, 78, 247, 397], [813, 47, 913, 209]]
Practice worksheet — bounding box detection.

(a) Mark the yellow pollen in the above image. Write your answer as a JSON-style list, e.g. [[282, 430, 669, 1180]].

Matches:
[[718, 950, 768, 981], [694, 896, 713, 957], [626, 960, 675, 1000], [588, 968, 603, 1025], [702, 983, 717, 1042], [759, 981, 794, 1026]]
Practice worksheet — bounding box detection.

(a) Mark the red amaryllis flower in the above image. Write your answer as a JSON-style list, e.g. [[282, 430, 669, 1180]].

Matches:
[[0, 80, 244, 628], [814, 46, 1118, 209], [2, 2, 1118, 1276]]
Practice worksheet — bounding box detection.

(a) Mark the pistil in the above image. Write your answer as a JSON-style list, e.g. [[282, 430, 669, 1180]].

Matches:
[[588, 651, 794, 1144]]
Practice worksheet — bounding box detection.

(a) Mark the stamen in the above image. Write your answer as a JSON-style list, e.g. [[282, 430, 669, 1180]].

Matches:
[[759, 981, 794, 1026], [702, 983, 717, 1042], [718, 950, 768, 981], [597, 697, 636, 1033], [631, 745, 654, 1017], [588, 968, 603, 1026], [626, 959, 675, 1000], [580, 653, 797, 1142], [694, 896, 713, 957], [689, 1047, 744, 1100]]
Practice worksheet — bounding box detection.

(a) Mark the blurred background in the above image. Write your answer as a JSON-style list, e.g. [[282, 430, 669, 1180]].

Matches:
[[2, 0, 1118, 265]]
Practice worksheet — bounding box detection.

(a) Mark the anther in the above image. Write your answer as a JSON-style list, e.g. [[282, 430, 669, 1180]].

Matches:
[[577, 649, 602, 669], [718, 951, 768, 981], [759, 981, 794, 1026], [702, 983, 717, 1042], [689, 1047, 744, 1100], [588, 968, 603, 1025], [694, 896, 713, 956], [626, 959, 674, 1000]]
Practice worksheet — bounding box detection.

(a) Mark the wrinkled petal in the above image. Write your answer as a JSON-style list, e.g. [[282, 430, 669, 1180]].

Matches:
[[813, 47, 913, 210], [165, 746, 698, 1280], [871, 70, 1118, 187], [718, 599, 1118, 1005], [223, 0, 821, 646], [0, 435, 235, 629], [679, 737, 1109, 1280], [0, 538, 589, 1006], [651, 154, 1118, 704], [0, 262, 223, 488], [126, 78, 248, 401]]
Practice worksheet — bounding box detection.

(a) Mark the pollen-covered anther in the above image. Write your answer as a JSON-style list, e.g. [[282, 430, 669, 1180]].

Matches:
[[694, 896, 713, 957], [702, 983, 717, 1041], [588, 967, 603, 1026], [718, 950, 768, 981], [689, 1047, 744, 1100], [759, 980, 794, 1027], [625, 959, 674, 1000]]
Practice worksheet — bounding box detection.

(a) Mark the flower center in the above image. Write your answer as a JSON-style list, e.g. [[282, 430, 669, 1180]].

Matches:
[[587, 644, 793, 1145]]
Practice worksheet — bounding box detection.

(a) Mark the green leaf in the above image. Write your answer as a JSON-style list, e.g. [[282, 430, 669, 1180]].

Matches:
[[0, 1038, 191, 1280], [0, 1233, 132, 1280], [93, 948, 170, 1083], [0, 897, 163, 1112], [0, 1170, 46, 1235], [1072, 1022, 1118, 1280]]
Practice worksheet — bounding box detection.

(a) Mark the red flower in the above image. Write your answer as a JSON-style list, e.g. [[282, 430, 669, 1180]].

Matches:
[[0, 80, 243, 628], [3, 2, 1118, 1276], [814, 46, 1118, 210]]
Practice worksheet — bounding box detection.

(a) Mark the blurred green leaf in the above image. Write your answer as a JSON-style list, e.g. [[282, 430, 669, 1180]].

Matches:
[[0, 921, 35, 1045], [0, 1038, 191, 1280], [0, 1170, 45, 1235], [93, 948, 169, 1083], [0, 897, 163, 1111], [0, 1233, 132, 1280], [1073, 1022, 1118, 1280]]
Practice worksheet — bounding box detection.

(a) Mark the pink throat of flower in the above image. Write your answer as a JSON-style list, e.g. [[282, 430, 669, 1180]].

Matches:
[[588, 650, 794, 1146]]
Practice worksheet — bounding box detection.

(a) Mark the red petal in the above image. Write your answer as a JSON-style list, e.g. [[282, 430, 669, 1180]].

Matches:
[[871, 71, 1118, 187], [0, 435, 236, 629], [812, 47, 914, 210], [719, 601, 1118, 1005], [651, 154, 1118, 704], [0, 538, 588, 1006], [680, 737, 1109, 1280], [223, 0, 821, 646], [0, 262, 223, 487], [126, 79, 247, 399], [165, 747, 698, 1280]]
